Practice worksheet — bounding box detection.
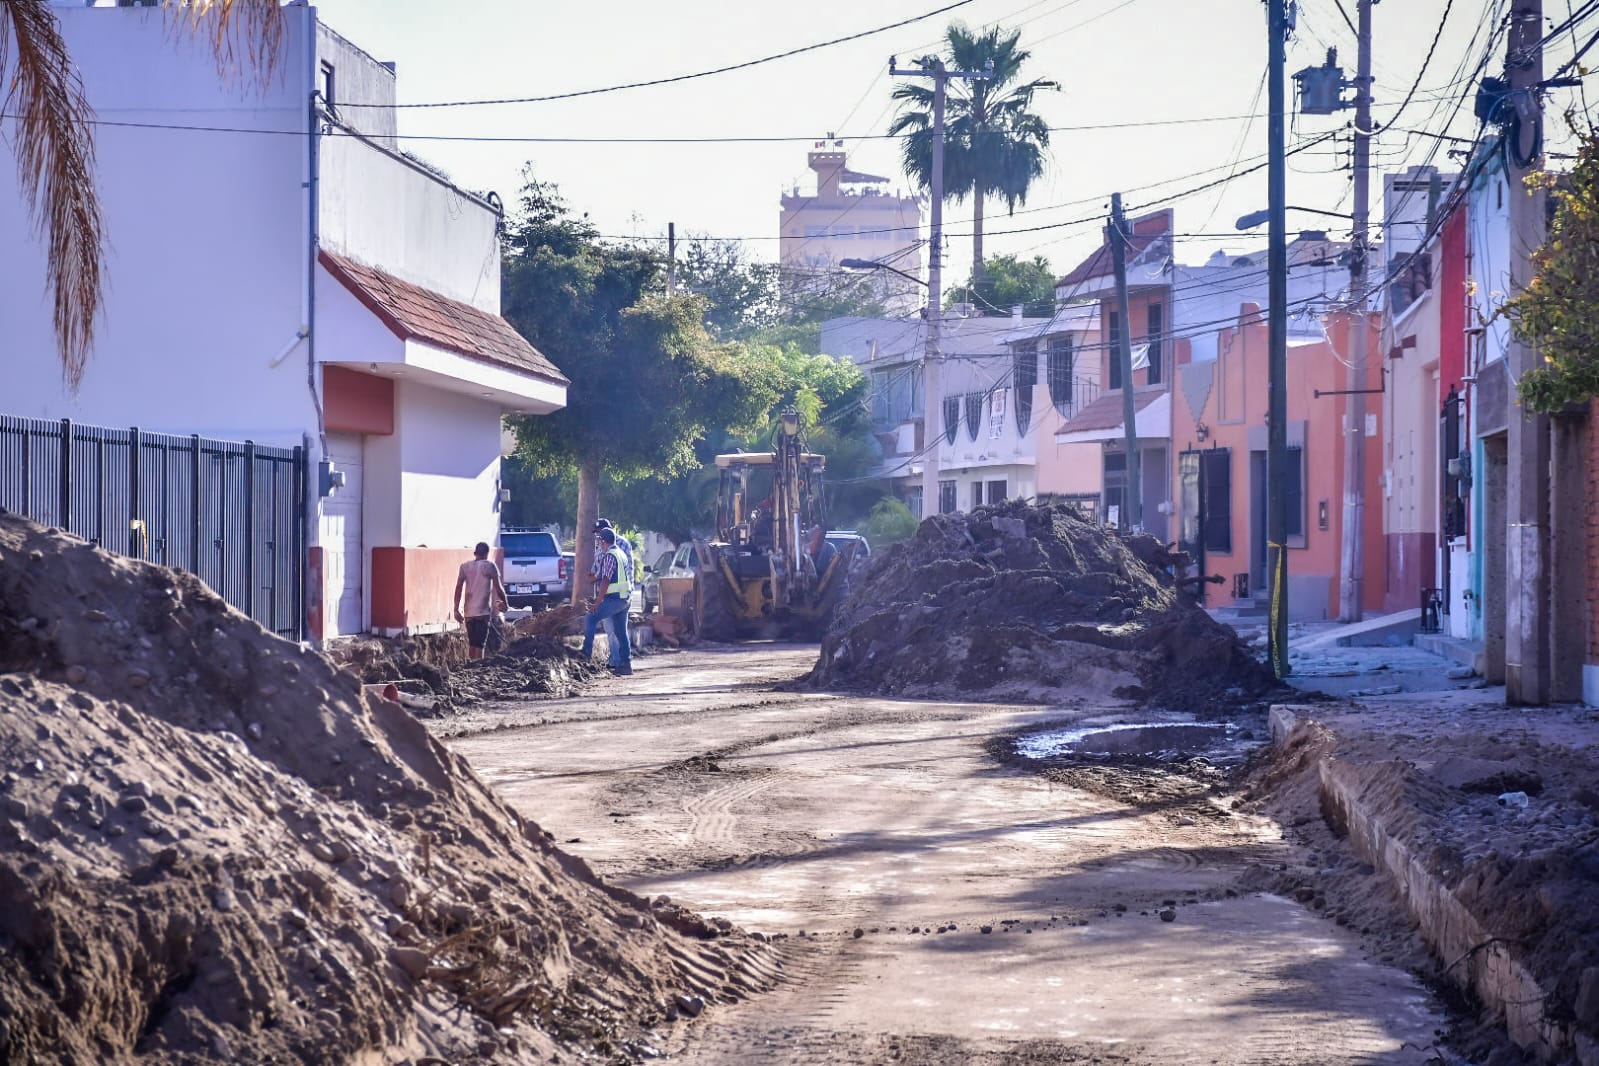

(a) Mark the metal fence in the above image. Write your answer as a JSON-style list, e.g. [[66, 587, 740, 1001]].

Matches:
[[0, 415, 307, 640]]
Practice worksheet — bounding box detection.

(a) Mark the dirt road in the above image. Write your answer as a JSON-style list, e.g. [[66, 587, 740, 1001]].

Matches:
[[444, 645, 1451, 1065]]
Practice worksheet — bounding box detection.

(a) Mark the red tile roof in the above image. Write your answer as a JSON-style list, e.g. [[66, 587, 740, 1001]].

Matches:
[[1057, 384, 1166, 434], [320, 251, 567, 385]]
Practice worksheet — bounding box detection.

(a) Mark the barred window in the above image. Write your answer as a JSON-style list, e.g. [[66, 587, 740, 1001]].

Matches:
[[943, 396, 959, 445], [964, 393, 983, 442], [1014, 343, 1037, 435], [1047, 336, 1075, 415]]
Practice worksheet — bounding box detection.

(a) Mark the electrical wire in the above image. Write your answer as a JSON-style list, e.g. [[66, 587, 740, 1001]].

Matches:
[[335, 0, 977, 109]]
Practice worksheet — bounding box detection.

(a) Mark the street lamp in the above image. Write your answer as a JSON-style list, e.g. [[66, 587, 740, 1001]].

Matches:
[[838, 258, 927, 287], [1236, 205, 1356, 230], [840, 256, 938, 519]]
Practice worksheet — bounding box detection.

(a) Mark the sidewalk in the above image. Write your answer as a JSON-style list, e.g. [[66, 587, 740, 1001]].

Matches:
[[1213, 612, 1599, 1065]]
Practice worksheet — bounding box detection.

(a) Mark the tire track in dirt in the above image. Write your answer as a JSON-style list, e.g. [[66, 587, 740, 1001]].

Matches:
[[448, 647, 1454, 1065]]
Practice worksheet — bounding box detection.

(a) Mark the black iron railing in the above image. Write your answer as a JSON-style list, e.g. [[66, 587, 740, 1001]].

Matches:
[[0, 415, 306, 640]]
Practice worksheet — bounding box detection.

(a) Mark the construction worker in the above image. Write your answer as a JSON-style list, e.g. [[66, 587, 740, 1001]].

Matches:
[[452, 541, 508, 662], [581, 526, 632, 675]]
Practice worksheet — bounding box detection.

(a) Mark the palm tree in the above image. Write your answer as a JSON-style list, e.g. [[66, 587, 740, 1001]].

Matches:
[[889, 23, 1054, 287], [1, 0, 282, 388]]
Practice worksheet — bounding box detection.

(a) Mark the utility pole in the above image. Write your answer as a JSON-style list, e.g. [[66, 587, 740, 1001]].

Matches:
[[1107, 193, 1142, 531], [1337, 0, 1373, 623], [667, 221, 677, 296], [1266, 0, 1291, 678], [892, 56, 990, 519], [1504, 0, 1550, 704]]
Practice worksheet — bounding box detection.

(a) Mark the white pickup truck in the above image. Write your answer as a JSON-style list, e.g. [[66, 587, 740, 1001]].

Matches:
[[497, 529, 571, 609]]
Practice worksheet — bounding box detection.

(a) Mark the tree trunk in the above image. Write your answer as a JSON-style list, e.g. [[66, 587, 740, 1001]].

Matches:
[[572, 457, 602, 606], [972, 179, 986, 290]]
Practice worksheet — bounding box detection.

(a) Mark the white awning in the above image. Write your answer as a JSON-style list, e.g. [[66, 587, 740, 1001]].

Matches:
[[1055, 391, 1171, 445]]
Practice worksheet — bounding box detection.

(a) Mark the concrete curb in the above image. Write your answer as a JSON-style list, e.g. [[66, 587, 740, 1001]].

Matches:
[[1268, 704, 1586, 1065]]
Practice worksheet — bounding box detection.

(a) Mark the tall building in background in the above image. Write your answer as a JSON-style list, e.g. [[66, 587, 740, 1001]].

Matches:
[[780, 140, 923, 316]]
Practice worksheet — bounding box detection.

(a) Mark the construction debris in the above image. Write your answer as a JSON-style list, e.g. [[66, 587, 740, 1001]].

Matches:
[[331, 605, 602, 717], [806, 501, 1279, 710], [0, 513, 775, 1064]]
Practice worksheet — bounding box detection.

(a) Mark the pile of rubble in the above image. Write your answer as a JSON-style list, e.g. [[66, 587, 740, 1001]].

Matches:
[[0, 513, 774, 1064], [807, 501, 1277, 710], [332, 606, 602, 717]]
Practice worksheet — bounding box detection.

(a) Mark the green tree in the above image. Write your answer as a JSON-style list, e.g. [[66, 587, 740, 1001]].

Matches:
[[1503, 125, 1599, 413], [675, 237, 782, 340], [3, 0, 283, 386], [671, 235, 888, 352], [889, 22, 1054, 284], [500, 174, 779, 596], [947, 252, 1055, 317]]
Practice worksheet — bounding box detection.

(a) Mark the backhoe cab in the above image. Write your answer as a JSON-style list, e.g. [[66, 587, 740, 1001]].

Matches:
[[692, 412, 857, 640]]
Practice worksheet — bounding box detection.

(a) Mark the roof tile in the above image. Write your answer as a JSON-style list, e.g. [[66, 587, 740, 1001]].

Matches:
[[320, 251, 568, 385]]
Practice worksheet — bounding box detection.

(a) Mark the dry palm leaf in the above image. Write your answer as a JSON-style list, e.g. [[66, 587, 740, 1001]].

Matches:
[[1, 0, 284, 390]]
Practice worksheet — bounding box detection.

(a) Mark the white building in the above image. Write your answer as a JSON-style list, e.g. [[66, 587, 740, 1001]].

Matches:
[[821, 309, 1073, 514], [0, 4, 567, 640]]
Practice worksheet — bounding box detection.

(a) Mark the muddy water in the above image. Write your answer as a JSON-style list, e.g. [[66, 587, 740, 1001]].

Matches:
[[445, 646, 1451, 1065]]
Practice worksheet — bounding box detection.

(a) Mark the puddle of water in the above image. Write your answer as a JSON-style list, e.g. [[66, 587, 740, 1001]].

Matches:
[[1015, 721, 1231, 762]]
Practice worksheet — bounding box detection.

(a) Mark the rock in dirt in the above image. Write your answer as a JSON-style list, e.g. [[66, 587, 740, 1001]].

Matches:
[[806, 501, 1278, 709], [0, 513, 773, 1065]]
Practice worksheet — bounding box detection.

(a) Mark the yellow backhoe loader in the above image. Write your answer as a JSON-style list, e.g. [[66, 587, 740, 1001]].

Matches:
[[691, 412, 858, 641]]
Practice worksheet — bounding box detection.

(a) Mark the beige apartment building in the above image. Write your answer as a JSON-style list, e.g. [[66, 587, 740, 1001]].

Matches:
[[779, 144, 923, 316]]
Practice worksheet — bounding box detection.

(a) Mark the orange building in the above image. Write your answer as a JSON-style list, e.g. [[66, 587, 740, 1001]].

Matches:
[[1169, 304, 1385, 620]]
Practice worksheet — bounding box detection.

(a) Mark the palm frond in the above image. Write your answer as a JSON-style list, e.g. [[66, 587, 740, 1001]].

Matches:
[[169, 0, 285, 81], [1, 0, 287, 388], [2, 0, 104, 388]]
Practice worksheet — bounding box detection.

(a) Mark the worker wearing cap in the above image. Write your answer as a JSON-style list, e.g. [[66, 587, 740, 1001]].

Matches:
[[586, 519, 633, 661], [581, 527, 632, 674], [590, 518, 632, 576]]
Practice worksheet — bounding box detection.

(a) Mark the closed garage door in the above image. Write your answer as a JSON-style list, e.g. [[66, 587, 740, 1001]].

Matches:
[[322, 433, 364, 637]]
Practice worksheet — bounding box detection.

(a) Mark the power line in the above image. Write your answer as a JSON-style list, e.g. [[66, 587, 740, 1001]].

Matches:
[[22, 110, 1299, 146], [1378, 0, 1459, 132], [336, 0, 977, 110]]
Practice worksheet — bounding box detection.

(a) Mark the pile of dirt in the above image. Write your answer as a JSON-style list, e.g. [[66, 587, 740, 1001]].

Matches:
[[332, 606, 603, 717], [0, 512, 776, 1064], [806, 501, 1278, 710]]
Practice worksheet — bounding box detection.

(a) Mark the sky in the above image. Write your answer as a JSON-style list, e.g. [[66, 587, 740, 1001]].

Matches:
[[306, 0, 1595, 289]]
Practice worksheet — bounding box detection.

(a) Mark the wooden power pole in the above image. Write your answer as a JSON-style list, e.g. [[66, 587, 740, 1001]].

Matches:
[[1504, 0, 1551, 704], [1338, 0, 1373, 623], [1108, 193, 1141, 531], [891, 55, 990, 519], [1266, 0, 1291, 678]]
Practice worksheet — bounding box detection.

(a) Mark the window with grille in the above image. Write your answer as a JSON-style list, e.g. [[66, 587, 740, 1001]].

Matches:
[[943, 396, 959, 445], [964, 393, 982, 442], [1046, 336, 1074, 415], [939, 480, 957, 514], [1285, 446, 1304, 540], [1014, 343, 1037, 435], [1147, 303, 1164, 385], [1200, 449, 1232, 552]]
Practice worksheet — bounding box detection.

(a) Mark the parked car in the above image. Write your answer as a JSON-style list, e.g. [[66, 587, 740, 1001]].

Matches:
[[825, 531, 871, 570], [640, 542, 700, 614], [497, 528, 569, 609]]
